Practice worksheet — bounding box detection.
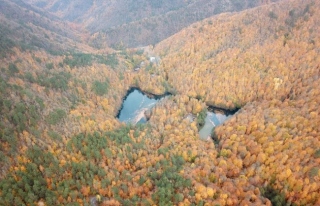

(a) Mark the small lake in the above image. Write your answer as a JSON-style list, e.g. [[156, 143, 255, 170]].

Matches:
[[199, 108, 238, 140], [116, 88, 168, 124], [117, 88, 238, 140]]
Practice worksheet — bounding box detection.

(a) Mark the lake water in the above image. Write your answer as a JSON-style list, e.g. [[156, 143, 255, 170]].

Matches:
[[199, 109, 237, 140], [117, 88, 237, 140], [117, 88, 167, 124]]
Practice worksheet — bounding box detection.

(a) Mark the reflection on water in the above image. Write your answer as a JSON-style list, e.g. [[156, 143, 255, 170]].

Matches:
[[199, 111, 233, 140], [117, 88, 166, 124]]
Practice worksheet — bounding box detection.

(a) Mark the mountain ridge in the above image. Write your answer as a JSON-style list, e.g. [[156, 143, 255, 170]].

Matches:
[[22, 0, 280, 47]]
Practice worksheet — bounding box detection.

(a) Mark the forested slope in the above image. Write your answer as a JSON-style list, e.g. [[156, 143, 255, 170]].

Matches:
[[155, 0, 319, 110], [153, 0, 320, 204]]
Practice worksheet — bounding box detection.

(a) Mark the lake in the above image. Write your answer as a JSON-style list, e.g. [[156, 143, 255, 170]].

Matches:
[[199, 108, 238, 140], [116, 88, 168, 124], [117, 88, 237, 140]]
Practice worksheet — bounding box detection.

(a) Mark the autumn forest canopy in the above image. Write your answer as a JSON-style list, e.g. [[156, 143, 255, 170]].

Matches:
[[0, 0, 319, 205]]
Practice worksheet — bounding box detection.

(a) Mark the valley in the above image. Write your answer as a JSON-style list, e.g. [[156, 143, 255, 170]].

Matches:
[[0, 0, 319, 205]]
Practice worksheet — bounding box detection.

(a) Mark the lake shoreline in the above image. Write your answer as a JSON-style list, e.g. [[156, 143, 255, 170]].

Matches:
[[116, 87, 171, 119]]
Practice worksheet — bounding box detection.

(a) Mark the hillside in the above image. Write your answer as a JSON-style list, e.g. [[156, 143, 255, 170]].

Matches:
[[22, 0, 280, 48], [0, 0, 98, 57], [155, 0, 319, 108], [154, 0, 320, 204], [0, 0, 160, 176], [0, 0, 161, 172], [0, 0, 320, 205]]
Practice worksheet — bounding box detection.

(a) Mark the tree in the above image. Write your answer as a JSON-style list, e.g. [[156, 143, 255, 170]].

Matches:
[[8, 63, 19, 75], [46, 109, 67, 125], [92, 79, 109, 96], [196, 108, 207, 129], [260, 176, 288, 206]]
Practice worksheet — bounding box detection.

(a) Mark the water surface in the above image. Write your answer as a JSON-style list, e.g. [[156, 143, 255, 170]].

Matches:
[[117, 88, 167, 124], [199, 109, 237, 140]]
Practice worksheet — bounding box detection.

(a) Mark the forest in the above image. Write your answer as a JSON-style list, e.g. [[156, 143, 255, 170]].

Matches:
[[0, 0, 319, 205]]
